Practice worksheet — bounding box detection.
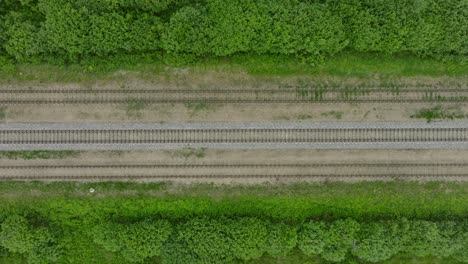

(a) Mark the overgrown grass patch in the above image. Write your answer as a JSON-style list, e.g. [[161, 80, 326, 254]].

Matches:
[[0, 107, 6, 121], [411, 105, 466, 122], [184, 102, 212, 116], [0, 151, 78, 160], [173, 148, 207, 159], [321, 111, 343, 119]]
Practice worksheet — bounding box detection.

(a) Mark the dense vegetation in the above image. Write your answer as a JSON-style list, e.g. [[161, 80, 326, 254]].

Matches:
[[1, 215, 467, 263], [0, 0, 466, 66], [0, 181, 467, 263]]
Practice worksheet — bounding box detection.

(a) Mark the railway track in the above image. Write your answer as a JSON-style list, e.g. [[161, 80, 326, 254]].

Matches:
[[1, 122, 468, 150], [1, 163, 467, 181], [1, 128, 467, 144], [0, 88, 467, 103]]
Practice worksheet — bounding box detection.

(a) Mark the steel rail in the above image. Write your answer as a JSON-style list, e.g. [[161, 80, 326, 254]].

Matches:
[[1, 128, 466, 144], [1, 88, 467, 93], [1, 88, 467, 104], [1, 163, 468, 169], [1, 174, 466, 180]]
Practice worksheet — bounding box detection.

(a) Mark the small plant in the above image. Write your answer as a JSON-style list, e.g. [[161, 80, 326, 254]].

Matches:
[[411, 105, 465, 123], [0, 107, 6, 120], [126, 99, 146, 118], [0, 151, 78, 160], [126, 100, 146, 111], [185, 102, 210, 116], [297, 114, 313, 120], [321, 111, 343, 119], [175, 148, 206, 159]]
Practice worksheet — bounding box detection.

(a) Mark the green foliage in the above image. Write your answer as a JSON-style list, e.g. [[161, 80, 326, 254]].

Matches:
[[161, 236, 201, 264], [320, 218, 360, 262], [178, 217, 235, 262], [403, 220, 464, 258], [0, 216, 60, 263], [162, 6, 211, 55], [2, 12, 43, 61], [352, 220, 409, 262], [28, 228, 61, 264], [265, 222, 298, 257], [228, 217, 268, 261], [0, 56, 15, 73], [453, 221, 468, 263], [0, 216, 35, 254], [1, 0, 466, 64], [92, 220, 172, 262], [298, 221, 326, 256], [298, 219, 361, 262]]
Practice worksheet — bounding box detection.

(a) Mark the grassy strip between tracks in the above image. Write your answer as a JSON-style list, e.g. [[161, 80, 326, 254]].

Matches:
[[0, 181, 467, 263]]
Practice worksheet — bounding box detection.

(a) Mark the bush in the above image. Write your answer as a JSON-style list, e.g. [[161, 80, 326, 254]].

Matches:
[[1, 0, 466, 62], [320, 218, 360, 262], [0, 215, 35, 254], [1, 214, 467, 263], [178, 217, 235, 263], [92, 220, 172, 262], [0, 215, 61, 263], [264, 222, 298, 257], [227, 217, 268, 261], [298, 221, 327, 257], [352, 220, 409, 262], [0, 56, 15, 73]]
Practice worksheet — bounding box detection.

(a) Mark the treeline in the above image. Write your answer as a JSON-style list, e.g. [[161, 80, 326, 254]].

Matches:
[[1, 215, 466, 263], [0, 0, 466, 64]]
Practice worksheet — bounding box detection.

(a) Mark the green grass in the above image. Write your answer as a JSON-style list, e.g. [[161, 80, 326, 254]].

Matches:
[[173, 147, 207, 159], [185, 102, 212, 116], [126, 100, 146, 111], [0, 151, 78, 160], [0, 52, 466, 84], [411, 105, 466, 122], [321, 111, 343, 119], [0, 181, 466, 221]]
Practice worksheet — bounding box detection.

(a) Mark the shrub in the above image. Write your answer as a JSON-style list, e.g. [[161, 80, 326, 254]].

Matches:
[[298, 221, 327, 257], [352, 220, 409, 262], [227, 217, 268, 261], [265, 222, 298, 257], [178, 217, 235, 263], [320, 218, 360, 262], [92, 220, 172, 262], [0, 215, 35, 254]]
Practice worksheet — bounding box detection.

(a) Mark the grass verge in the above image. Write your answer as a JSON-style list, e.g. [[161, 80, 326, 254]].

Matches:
[[0, 181, 466, 221], [0, 52, 466, 84]]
